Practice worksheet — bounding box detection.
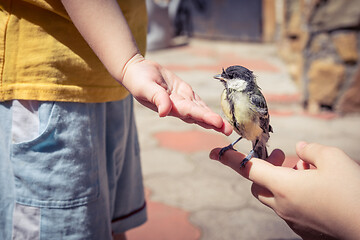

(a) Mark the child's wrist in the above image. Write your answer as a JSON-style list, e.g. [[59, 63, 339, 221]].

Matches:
[[118, 53, 145, 84]]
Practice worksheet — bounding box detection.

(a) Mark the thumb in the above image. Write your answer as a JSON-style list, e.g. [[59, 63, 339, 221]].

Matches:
[[133, 84, 172, 117], [296, 141, 324, 168], [152, 87, 172, 117]]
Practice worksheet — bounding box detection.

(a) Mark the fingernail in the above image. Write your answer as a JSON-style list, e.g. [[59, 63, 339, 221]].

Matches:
[[297, 141, 308, 150]]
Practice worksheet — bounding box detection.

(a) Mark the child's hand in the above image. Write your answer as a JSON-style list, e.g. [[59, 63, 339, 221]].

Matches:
[[120, 54, 232, 136], [61, 1, 231, 135], [209, 142, 360, 240]]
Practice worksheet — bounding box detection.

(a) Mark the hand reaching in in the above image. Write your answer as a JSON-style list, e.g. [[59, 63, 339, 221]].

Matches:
[[210, 142, 360, 240]]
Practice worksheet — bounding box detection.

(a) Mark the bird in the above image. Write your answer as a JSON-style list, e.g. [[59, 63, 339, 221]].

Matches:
[[214, 65, 273, 167]]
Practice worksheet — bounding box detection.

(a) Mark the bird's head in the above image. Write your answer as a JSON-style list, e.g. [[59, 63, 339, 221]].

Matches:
[[214, 65, 256, 92]]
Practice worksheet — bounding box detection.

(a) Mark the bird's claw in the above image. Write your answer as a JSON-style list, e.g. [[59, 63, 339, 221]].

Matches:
[[240, 150, 255, 168], [219, 144, 237, 160], [219, 137, 243, 160]]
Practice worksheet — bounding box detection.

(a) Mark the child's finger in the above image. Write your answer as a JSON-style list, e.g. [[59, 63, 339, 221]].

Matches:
[[194, 112, 233, 136], [169, 94, 225, 129], [220, 120, 233, 136]]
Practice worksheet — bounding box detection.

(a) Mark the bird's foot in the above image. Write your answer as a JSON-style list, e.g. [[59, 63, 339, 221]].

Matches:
[[240, 150, 255, 168], [219, 144, 237, 160]]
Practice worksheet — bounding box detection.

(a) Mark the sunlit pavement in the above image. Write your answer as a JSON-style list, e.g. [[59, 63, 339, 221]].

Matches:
[[127, 39, 360, 240]]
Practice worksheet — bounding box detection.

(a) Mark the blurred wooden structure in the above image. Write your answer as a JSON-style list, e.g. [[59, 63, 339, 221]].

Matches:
[[277, 0, 360, 114]]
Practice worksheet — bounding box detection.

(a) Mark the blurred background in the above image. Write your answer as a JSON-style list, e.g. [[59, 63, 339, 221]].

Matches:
[[128, 0, 360, 239]]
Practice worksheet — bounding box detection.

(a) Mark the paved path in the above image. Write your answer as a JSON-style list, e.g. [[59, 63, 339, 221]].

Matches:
[[127, 39, 360, 240]]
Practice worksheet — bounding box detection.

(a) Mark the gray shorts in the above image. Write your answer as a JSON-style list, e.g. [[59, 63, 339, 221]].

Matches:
[[0, 96, 147, 239]]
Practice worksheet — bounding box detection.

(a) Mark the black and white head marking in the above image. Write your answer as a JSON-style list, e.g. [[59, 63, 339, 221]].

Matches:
[[221, 65, 256, 92]]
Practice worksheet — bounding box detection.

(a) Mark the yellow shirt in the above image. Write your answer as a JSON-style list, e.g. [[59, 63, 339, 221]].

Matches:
[[0, 0, 147, 102]]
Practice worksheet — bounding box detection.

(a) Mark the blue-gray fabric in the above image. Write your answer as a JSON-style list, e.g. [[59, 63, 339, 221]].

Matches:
[[0, 96, 147, 239]]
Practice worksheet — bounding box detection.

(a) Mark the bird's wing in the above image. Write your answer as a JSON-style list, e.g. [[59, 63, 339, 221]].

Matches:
[[249, 93, 272, 133], [249, 93, 268, 116]]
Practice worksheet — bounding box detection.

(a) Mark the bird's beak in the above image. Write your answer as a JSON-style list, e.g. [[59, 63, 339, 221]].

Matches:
[[214, 74, 226, 82]]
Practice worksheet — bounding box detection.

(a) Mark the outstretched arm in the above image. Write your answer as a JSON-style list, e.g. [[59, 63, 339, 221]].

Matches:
[[60, 0, 232, 135]]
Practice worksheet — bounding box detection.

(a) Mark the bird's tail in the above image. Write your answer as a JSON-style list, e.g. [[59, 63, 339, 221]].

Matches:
[[252, 135, 269, 160]]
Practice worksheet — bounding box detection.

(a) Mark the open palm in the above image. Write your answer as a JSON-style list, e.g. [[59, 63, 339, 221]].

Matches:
[[121, 54, 232, 136]]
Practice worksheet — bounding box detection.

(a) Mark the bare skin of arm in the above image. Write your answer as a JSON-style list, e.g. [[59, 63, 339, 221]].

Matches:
[[60, 0, 232, 135]]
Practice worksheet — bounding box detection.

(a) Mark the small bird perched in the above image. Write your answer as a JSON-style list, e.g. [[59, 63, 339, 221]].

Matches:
[[214, 65, 273, 167]]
